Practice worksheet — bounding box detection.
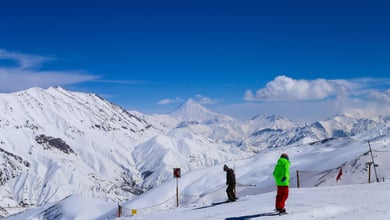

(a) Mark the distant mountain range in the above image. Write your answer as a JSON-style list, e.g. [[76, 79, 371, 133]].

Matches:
[[0, 87, 389, 217]]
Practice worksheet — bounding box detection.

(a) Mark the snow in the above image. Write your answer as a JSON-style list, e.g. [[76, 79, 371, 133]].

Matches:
[[7, 175, 390, 220], [1, 87, 390, 219], [6, 134, 390, 220], [115, 182, 390, 220]]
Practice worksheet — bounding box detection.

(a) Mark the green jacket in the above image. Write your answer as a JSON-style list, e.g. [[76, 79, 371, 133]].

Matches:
[[273, 157, 290, 186]]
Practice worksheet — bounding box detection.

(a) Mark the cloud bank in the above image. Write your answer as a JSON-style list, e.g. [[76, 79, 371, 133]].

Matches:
[[158, 94, 217, 105], [194, 94, 217, 104], [368, 89, 390, 103], [0, 49, 99, 92], [158, 97, 183, 105], [244, 75, 350, 101], [237, 75, 390, 122]]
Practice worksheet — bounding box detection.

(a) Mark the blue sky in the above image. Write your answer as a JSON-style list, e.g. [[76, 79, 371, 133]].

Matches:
[[1, 0, 390, 122]]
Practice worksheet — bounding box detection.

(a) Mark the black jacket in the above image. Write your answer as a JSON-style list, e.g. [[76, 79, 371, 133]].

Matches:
[[226, 168, 236, 185]]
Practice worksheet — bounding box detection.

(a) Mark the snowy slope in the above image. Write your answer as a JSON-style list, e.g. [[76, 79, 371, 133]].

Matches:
[[1, 87, 390, 218], [0, 88, 253, 217], [117, 182, 390, 220], [7, 182, 390, 220], [6, 132, 390, 219], [117, 133, 390, 212], [0, 87, 159, 215]]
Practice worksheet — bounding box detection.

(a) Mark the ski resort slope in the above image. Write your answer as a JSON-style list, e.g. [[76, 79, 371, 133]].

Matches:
[[8, 182, 389, 220], [119, 182, 390, 220], [6, 134, 390, 220]]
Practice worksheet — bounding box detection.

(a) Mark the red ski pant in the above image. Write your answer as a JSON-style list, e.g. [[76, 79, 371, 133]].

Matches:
[[275, 186, 289, 210]]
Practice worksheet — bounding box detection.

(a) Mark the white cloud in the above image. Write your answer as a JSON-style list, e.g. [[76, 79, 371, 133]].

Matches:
[[94, 79, 146, 85], [0, 49, 53, 69], [158, 97, 183, 105], [337, 89, 390, 117], [231, 76, 390, 121], [158, 95, 217, 105], [214, 100, 340, 123], [368, 90, 390, 103], [244, 75, 349, 101], [0, 49, 99, 92], [194, 94, 216, 104]]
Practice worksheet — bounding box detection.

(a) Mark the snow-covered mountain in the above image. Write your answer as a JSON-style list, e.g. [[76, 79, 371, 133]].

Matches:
[[169, 98, 224, 122], [7, 130, 390, 220], [0, 87, 159, 212], [0, 87, 389, 218], [0, 88, 249, 216]]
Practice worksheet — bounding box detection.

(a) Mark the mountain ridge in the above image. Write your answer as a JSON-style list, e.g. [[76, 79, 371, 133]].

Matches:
[[0, 87, 389, 217]]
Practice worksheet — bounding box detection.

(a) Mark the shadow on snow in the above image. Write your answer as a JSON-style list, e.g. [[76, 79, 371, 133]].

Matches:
[[225, 212, 280, 220]]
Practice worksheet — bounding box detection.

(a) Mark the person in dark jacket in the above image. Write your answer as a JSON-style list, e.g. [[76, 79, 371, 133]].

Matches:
[[273, 153, 290, 214], [223, 164, 237, 202]]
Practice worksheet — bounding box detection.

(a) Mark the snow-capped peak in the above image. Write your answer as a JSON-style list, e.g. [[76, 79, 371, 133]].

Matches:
[[169, 99, 221, 121], [249, 114, 296, 130]]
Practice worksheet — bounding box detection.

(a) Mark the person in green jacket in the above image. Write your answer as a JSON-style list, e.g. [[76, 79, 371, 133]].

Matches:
[[273, 153, 290, 214]]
